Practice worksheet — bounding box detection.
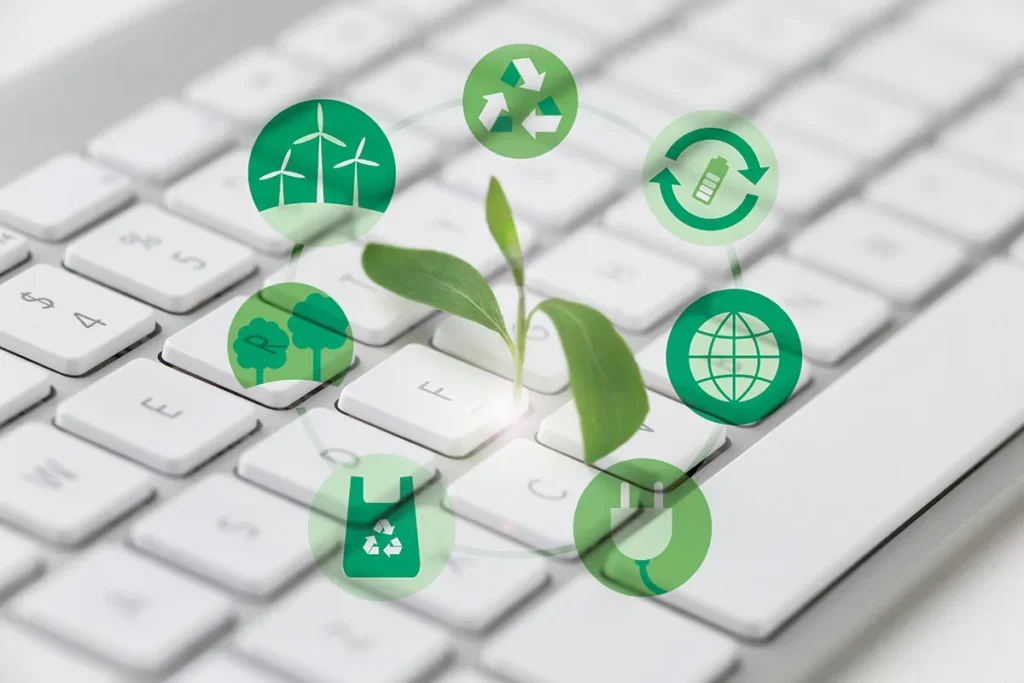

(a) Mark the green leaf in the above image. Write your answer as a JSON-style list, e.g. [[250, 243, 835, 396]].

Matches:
[[534, 299, 649, 464], [363, 243, 511, 344], [485, 177, 524, 288]]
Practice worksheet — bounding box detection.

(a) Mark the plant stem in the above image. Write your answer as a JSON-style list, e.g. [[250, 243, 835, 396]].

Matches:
[[513, 283, 527, 404]]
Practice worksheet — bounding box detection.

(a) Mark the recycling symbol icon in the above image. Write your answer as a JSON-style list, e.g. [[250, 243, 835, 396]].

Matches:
[[363, 518, 403, 558], [480, 58, 563, 139]]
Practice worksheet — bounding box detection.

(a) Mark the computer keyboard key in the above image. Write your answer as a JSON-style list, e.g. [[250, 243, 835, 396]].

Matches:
[[55, 358, 258, 476], [184, 47, 325, 127], [433, 283, 568, 394], [278, 3, 414, 74], [866, 148, 1024, 245], [65, 205, 256, 313], [796, 0, 908, 26], [436, 672, 501, 683], [0, 228, 29, 275], [442, 147, 622, 231], [168, 653, 284, 683], [523, 0, 673, 41], [910, 0, 1024, 65], [0, 527, 41, 596], [763, 124, 862, 217], [88, 98, 233, 184], [0, 622, 122, 683], [366, 180, 535, 278], [338, 344, 522, 457], [264, 243, 430, 346], [1010, 236, 1024, 268], [0, 264, 156, 376], [745, 255, 891, 365], [758, 75, 930, 163], [482, 577, 738, 683], [131, 475, 320, 598], [13, 546, 233, 674], [0, 154, 133, 241], [661, 260, 1024, 638], [941, 98, 1024, 183], [0, 423, 153, 545], [167, 150, 302, 255], [0, 350, 50, 425], [571, 79, 675, 169], [163, 296, 353, 409], [530, 227, 703, 332], [446, 439, 630, 561], [237, 578, 451, 683], [636, 328, 812, 419], [790, 201, 966, 305], [538, 390, 726, 483], [238, 407, 437, 514]]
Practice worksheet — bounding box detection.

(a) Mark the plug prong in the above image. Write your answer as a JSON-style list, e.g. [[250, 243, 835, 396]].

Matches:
[[654, 481, 664, 509], [620, 482, 630, 508]]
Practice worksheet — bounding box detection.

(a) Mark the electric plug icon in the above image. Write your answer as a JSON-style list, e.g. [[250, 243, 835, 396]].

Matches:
[[610, 481, 673, 562]]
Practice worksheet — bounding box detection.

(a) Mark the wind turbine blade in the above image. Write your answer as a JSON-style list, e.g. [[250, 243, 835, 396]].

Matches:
[[282, 149, 293, 167], [322, 133, 346, 146], [333, 159, 356, 168], [259, 171, 280, 180], [294, 133, 318, 144], [355, 137, 367, 158], [283, 171, 305, 178], [317, 103, 324, 132], [358, 160, 380, 167]]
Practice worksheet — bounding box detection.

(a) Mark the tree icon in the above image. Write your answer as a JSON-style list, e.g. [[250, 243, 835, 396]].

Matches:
[[288, 293, 349, 382], [232, 318, 290, 385]]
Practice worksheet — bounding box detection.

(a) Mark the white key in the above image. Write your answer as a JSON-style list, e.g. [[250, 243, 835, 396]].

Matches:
[[375, 0, 478, 24], [437, 672, 500, 683], [636, 327, 813, 419], [386, 126, 442, 187], [482, 577, 738, 683], [237, 578, 451, 683], [131, 475, 321, 598], [238, 407, 437, 514], [745, 255, 891, 364], [763, 123, 862, 217], [264, 243, 430, 346], [0, 228, 29, 275], [538, 390, 727, 482], [55, 358, 258, 476], [168, 653, 284, 683], [398, 509, 549, 632], [442, 147, 622, 231], [88, 98, 232, 184], [660, 260, 1024, 638], [433, 283, 568, 394], [0, 349, 50, 425], [758, 75, 930, 162], [686, 0, 846, 72], [366, 180, 535, 277], [790, 201, 967, 305], [184, 47, 325, 127], [163, 296, 353, 409], [0, 154, 133, 241], [0, 264, 155, 375], [794, 0, 908, 25], [279, 3, 414, 74], [942, 98, 1024, 182], [0, 622, 122, 683], [339, 344, 522, 457], [1010, 235, 1024, 266], [836, 22, 999, 112], [14, 546, 233, 674], [570, 79, 676, 170], [446, 439, 630, 560], [609, 35, 778, 113], [0, 423, 153, 545], [0, 527, 41, 596], [866, 148, 1024, 245], [167, 150, 297, 255], [520, 0, 673, 40], [910, 0, 1024, 65], [530, 226, 703, 332], [429, 5, 605, 73], [65, 205, 256, 313]]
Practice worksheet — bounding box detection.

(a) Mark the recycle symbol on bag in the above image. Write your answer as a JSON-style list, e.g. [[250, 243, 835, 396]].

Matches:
[[363, 518, 403, 557]]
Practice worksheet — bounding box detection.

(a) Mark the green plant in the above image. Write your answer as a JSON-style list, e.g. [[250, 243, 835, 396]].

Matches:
[[233, 318, 289, 385], [362, 177, 649, 464]]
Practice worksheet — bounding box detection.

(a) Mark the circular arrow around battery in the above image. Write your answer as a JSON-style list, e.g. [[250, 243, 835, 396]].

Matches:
[[649, 126, 770, 232]]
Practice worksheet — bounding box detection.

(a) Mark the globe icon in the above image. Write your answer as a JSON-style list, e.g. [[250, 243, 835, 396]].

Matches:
[[688, 311, 780, 403]]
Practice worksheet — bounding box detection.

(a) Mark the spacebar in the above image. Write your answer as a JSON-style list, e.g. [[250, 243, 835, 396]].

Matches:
[[666, 261, 1024, 639]]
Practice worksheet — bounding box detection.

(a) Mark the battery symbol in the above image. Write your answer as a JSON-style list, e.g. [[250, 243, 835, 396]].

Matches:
[[692, 157, 730, 206]]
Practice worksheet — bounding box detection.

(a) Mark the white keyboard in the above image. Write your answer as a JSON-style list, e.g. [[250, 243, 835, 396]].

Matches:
[[0, 0, 1022, 681]]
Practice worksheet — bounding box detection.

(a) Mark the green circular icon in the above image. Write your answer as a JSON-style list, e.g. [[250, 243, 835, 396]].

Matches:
[[308, 453, 455, 601], [462, 44, 578, 158], [227, 283, 355, 390], [644, 111, 778, 246], [575, 459, 712, 597], [667, 289, 802, 426], [248, 99, 396, 246]]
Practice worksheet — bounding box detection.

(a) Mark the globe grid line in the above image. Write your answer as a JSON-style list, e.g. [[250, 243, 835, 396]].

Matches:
[[692, 311, 779, 403]]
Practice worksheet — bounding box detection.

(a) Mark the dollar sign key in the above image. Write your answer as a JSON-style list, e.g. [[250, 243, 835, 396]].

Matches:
[[21, 292, 55, 309]]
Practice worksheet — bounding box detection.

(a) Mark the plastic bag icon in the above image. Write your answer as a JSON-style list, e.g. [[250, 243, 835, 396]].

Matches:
[[343, 475, 421, 579]]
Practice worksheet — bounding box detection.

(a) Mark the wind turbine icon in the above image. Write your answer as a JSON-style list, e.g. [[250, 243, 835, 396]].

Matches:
[[334, 137, 380, 209], [294, 103, 346, 203], [259, 149, 305, 207]]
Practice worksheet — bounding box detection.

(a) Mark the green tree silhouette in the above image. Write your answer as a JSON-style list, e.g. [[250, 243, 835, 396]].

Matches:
[[233, 318, 289, 385], [288, 293, 349, 381]]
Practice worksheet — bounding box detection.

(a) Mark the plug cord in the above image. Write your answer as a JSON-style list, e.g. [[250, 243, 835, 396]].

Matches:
[[635, 559, 666, 595]]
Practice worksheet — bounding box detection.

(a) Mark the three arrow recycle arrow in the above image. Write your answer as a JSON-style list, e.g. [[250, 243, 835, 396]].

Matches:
[[479, 57, 562, 138]]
